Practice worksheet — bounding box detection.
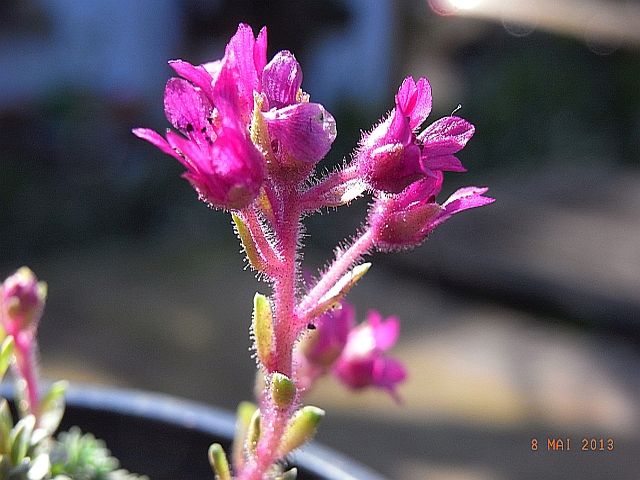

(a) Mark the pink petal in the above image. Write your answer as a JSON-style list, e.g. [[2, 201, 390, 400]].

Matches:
[[262, 50, 303, 109], [373, 356, 407, 398], [419, 116, 475, 156], [254, 27, 268, 76], [434, 186, 495, 226], [371, 316, 400, 351], [396, 76, 432, 130], [132, 128, 181, 160], [165, 130, 207, 171], [264, 102, 336, 164], [422, 154, 467, 173], [168, 60, 215, 100], [225, 23, 261, 107], [163, 78, 212, 134]]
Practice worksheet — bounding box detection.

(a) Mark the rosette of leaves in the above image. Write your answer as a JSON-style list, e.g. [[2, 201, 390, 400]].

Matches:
[[49, 428, 146, 480]]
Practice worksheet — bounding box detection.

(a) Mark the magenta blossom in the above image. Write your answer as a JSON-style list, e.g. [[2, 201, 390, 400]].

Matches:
[[369, 171, 494, 252], [333, 310, 406, 401], [134, 24, 336, 199], [356, 76, 474, 193]]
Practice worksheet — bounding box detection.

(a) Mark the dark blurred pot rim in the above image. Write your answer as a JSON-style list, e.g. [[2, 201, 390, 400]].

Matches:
[[0, 382, 387, 480]]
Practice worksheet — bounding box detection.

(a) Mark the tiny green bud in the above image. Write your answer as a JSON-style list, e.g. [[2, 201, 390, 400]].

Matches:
[[279, 406, 325, 456], [208, 443, 231, 480], [271, 373, 296, 408], [252, 293, 273, 367]]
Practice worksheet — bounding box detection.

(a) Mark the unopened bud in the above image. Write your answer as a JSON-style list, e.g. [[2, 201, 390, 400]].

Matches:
[[1, 267, 47, 333]]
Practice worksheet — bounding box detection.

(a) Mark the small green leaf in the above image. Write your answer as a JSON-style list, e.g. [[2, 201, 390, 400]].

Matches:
[[246, 409, 261, 454], [232, 214, 267, 272], [0, 399, 14, 453], [278, 406, 324, 456], [39, 381, 67, 435], [252, 293, 273, 367], [271, 373, 296, 408], [233, 401, 257, 470], [0, 336, 14, 379], [10, 415, 35, 466], [307, 263, 371, 320], [208, 443, 231, 480]]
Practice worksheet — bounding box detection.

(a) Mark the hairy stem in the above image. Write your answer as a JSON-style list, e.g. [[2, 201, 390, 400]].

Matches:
[[297, 228, 374, 320], [13, 336, 40, 420]]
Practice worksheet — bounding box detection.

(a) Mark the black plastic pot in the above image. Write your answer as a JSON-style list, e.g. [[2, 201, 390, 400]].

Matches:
[[2, 384, 386, 480]]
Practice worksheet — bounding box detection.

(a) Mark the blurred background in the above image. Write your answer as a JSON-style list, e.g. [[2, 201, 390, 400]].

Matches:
[[1, 0, 640, 478]]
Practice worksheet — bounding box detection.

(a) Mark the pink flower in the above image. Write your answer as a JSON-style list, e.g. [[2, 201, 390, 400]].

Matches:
[[369, 172, 494, 251], [356, 76, 474, 193], [133, 56, 265, 210], [135, 24, 337, 203], [333, 310, 406, 401]]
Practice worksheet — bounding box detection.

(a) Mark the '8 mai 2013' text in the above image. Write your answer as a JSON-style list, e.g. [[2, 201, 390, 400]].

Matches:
[[530, 438, 615, 451]]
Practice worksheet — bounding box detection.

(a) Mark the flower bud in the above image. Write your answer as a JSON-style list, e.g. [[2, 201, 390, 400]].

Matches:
[[369, 173, 494, 252], [1, 268, 47, 334]]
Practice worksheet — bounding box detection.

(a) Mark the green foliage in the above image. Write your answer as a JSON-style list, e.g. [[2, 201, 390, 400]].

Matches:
[[0, 336, 144, 480], [50, 428, 146, 480]]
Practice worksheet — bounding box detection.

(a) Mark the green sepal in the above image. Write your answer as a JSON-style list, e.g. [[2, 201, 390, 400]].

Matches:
[[252, 293, 273, 368], [232, 213, 267, 273], [0, 336, 14, 379], [10, 415, 35, 465], [208, 443, 231, 480], [278, 406, 325, 456], [0, 399, 14, 453], [271, 373, 296, 408], [39, 380, 68, 435], [307, 263, 371, 319], [233, 401, 257, 469]]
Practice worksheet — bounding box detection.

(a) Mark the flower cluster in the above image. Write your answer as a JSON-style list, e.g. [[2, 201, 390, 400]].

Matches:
[[127, 21, 494, 480]]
